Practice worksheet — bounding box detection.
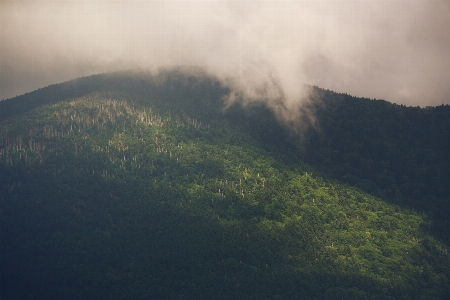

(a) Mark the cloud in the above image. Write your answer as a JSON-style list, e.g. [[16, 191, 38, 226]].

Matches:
[[1, 0, 449, 107]]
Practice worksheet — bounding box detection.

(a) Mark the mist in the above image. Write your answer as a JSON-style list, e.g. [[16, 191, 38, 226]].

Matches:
[[1, 0, 450, 108]]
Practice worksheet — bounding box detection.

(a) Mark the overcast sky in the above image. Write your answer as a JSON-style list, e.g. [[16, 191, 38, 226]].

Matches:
[[1, 0, 450, 106]]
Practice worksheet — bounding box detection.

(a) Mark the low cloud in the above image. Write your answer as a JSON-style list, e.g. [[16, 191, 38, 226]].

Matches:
[[1, 0, 449, 107]]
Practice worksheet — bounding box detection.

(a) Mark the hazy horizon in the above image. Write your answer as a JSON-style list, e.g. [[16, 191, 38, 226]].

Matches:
[[1, 0, 450, 107]]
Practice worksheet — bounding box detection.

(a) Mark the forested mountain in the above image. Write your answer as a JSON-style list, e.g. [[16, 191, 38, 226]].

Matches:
[[1, 69, 449, 299]]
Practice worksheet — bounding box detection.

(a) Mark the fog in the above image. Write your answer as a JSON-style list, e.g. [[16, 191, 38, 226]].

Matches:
[[1, 0, 450, 107]]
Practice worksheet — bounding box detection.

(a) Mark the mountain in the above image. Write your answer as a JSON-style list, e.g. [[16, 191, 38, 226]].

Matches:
[[1, 69, 449, 299]]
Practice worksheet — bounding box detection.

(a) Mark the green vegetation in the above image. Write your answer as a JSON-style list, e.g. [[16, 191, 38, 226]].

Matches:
[[1, 69, 449, 299], [302, 88, 450, 240]]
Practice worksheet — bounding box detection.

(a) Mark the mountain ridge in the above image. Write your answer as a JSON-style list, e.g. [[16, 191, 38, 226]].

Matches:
[[1, 69, 449, 299]]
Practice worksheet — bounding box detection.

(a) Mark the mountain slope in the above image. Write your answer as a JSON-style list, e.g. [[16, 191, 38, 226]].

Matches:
[[1, 70, 449, 299], [302, 88, 450, 240]]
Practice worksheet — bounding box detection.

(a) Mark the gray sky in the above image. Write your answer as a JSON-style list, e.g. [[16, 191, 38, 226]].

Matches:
[[1, 0, 450, 106]]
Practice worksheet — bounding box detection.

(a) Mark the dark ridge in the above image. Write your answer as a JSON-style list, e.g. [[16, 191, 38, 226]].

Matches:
[[0, 68, 228, 121]]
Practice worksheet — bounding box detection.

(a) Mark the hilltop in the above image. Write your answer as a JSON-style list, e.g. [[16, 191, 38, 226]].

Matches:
[[1, 69, 449, 299]]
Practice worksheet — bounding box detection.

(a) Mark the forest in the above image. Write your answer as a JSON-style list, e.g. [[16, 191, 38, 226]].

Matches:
[[1, 68, 449, 299]]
